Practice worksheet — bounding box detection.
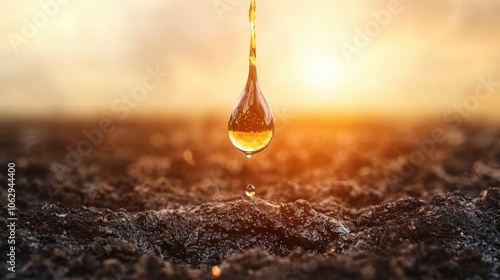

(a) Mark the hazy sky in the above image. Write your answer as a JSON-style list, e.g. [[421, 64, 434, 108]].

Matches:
[[1, 0, 500, 120]]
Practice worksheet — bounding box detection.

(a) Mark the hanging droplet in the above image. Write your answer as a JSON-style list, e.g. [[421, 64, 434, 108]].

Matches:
[[245, 184, 256, 197], [228, 0, 274, 158]]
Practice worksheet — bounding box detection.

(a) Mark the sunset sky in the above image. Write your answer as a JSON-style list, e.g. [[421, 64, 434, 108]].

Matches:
[[1, 0, 500, 120]]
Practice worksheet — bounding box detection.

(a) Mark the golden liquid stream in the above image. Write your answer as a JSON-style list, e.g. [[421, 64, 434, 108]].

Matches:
[[228, 0, 274, 158]]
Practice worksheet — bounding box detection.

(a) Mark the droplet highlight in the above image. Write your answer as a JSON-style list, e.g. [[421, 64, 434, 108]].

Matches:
[[228, 0, 274, 157], [245, 184, 256, 197]]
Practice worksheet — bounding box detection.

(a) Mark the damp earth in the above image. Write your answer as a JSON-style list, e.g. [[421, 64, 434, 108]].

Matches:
[[0, 117, 499, 279]]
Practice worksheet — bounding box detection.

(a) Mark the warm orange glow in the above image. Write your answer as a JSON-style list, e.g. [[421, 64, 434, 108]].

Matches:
[[1, 1, 499, 119], [302, 52, 345, 90], [211, 266, 221, 278], [182, 149, 194, 164]]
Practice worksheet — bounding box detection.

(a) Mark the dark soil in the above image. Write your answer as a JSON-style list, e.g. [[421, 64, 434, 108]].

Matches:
[[1, 117, 499, 279]]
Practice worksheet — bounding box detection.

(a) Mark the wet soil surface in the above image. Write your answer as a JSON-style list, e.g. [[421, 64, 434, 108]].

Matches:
[[0, 118, 499, 279]]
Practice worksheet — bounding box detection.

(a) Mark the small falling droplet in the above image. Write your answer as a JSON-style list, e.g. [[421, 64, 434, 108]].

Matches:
[[245, 184, 256, 197], [246, 154, 252, 159], [228, 0, 274, 158]]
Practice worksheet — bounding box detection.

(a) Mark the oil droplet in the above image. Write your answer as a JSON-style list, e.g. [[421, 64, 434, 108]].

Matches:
[[228, 0, 274, 157], [211, 265, 221, 278], [245, 184, 256, 197]]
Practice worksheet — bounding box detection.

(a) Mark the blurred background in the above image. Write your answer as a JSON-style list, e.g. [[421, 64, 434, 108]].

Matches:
[[1, 0, 499, 121]]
